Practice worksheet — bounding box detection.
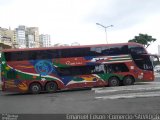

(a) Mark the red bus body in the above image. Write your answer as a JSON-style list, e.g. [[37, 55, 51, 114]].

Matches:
[[1, 42, 155, 93]]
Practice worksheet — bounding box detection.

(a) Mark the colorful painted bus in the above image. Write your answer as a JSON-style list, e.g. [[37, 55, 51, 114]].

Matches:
[[1, 42, 157, 94]]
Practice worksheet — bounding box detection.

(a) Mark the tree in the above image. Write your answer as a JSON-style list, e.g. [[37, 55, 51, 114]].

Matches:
[[128, 33, 156, 48]]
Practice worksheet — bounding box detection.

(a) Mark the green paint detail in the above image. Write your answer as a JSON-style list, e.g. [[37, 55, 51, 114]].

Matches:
[[16, 70, 59, 81], [1, 53, 131, 83], [5, 67, 59, 81], [108, 59, 131, 62], [97, 73, 124, 82], [1, 53, 8, 79], [73, 77, 83, 81], [1, 53, 63, 81], [0, 52, 59, 81], [111, 56, 130, 59]]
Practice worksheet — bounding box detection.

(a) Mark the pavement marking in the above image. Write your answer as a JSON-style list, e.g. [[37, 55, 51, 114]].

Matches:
[[93, 82, 160, 100], [96, 91, 160, 100], [94, 85, 160, 94], [92, 82, 160, 94]]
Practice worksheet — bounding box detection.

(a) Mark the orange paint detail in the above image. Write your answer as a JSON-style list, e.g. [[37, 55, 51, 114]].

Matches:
[[5, 80, 17, 88], [16, 65, 34, 69], [18, 83, 28, 91], [80, 75, 96, 81]]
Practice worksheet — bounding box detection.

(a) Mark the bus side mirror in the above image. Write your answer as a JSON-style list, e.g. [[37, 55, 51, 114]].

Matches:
[[150, 55, 159, 62], [154, 56, 159, 62], [150, 55, 159, 67]]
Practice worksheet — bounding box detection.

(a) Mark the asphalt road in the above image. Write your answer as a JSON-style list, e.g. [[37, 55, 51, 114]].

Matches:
[[0, 77, 160, 114]]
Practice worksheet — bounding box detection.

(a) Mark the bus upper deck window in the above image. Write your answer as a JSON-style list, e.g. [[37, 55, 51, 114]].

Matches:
[[129, 45, 147, 54]]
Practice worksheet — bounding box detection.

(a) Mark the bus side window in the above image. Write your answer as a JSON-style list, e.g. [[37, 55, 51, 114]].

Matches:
[[105, 63, 129, 73], [106, 64, 113, 73], [91, 65, 105, 74], [114, 66, 120, 72], [129, 45, 147, 55], [57, 68, 71, 76]]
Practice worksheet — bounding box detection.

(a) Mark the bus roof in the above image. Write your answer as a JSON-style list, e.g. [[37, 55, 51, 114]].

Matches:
[[2, 42, 143, 53]]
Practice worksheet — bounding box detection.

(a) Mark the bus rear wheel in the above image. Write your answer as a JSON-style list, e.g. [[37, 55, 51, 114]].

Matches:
[[45, 82, 57, 93], [29, 83, 41, 94], [123, 76, 134, 86], [108, 77, 120, 87]]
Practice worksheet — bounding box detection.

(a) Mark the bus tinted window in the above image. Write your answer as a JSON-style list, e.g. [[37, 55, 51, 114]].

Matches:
[[4, 45, 130, 61], [29, 50, 60, 60], [57, 63, 129, 76], [106, 63, 129, 73], [90, 45, 128, 56], [57, 65, 105, 76], [5, 51, 28, 61], [60, 48, 90, 58], [132, 55, 153, 71], [128, 45, 147, 54], [5, 50, 60, 61]]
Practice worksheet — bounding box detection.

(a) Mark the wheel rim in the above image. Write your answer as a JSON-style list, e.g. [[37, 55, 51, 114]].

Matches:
[[126, 78, 132, 84], [32, 85, 39, 92], [123, 76, 134, 85], [46, 82, 57, 92], [48, 84, 54, 91], [109, 78, 119, 86], [30, 83, 41, 94]]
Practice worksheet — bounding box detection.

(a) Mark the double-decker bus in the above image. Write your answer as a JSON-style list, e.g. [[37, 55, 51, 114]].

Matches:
[[1, 42, 157, 94]]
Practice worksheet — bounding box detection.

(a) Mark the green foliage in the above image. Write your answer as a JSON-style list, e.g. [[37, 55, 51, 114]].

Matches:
[[128, 33, 156, 48]]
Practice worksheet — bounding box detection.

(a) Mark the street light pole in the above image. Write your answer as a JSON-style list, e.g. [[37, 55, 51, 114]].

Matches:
[[96, 23, 113, 44]]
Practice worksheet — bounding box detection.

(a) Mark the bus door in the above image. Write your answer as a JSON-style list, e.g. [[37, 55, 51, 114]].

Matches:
[[142, 54, 159, 81]]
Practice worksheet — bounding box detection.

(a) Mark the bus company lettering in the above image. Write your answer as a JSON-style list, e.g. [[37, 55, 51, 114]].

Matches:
[[66, 61, 83, 65]]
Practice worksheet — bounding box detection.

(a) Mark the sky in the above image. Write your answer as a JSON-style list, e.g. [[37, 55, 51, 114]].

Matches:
[[0, 0, 160, 54]]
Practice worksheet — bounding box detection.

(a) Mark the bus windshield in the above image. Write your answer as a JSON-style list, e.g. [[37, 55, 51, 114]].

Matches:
[[128, 45, 153, 71]]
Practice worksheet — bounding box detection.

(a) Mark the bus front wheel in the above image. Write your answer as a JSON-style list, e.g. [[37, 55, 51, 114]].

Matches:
[[108, 77, 120, 87], [29, 83, 42, 94], [123, 76, 135, 86], [45, 82, 58, 93]]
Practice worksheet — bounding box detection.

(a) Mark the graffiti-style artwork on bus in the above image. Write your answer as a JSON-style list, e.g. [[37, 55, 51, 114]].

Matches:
[[1, 42, 157, 94]]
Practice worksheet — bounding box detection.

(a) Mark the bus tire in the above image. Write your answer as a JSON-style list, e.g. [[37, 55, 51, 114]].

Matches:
[[108, 77, 120, 87], [45, 82, 58, 93], [29, 82, 42, 94], [123, 75, 135, 86]]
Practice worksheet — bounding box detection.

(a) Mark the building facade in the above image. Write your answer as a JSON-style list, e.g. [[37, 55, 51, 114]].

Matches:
[[26, 27, 40, 48], [27, 35, 35, 48], [39, 34, 51, 47], [0, 27, 14, 47], [15, 25, 26, 48], [0, 26, 50, 49], [15, 26, 41, 48]]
